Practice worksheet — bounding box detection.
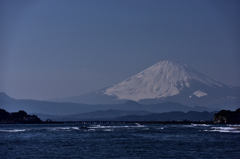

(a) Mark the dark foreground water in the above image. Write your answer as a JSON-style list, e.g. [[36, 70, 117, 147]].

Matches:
[[1, 123, 240, 159]]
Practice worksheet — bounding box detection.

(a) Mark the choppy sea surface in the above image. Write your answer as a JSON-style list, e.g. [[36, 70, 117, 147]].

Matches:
[[1, 123, 240, 159]]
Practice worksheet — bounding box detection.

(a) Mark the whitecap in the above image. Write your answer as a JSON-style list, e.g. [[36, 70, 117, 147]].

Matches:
[[204, 126, 240, 133], [204, 129, 240, 133], [71, 127, 79, 130], [48, 127, 72, 131], [183, 125, 194, 127], [86, 129, 95, 131], [212, 127, 237, 130], [191, 124, 210, 127], [0, 129, 26, 132], [59, 127, 71, 130], [89, 125, 128, 129], [227, 124, 240, 127], [103, 129, 113, 132], [88, 124, 146, 129]]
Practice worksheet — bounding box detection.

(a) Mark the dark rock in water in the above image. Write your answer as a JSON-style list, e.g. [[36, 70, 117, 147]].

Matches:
[[214, 108, 240, 124]]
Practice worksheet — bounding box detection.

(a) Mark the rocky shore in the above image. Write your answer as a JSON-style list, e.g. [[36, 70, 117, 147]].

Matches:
[[214, 108, 240, 124]]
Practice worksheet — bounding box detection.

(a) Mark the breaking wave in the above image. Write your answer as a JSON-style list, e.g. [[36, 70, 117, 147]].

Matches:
[[88, 123, 146, 129], [0, 129, 27, 132], [203, 125, 240, 133]]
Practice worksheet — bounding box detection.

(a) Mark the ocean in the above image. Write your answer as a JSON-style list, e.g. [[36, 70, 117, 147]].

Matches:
[[1, 123, 240, 159]]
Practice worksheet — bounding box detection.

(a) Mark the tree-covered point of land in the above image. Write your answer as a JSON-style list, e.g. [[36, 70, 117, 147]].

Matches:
[[0, 108, 42, 124]]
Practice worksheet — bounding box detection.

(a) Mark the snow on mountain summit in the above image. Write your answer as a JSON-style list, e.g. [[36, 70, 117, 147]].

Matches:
[[104, 60, 222, 101]]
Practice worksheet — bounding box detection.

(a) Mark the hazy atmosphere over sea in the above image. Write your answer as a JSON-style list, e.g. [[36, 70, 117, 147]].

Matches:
[[1, 2, 240, 159], [1, 0, 240, 100]]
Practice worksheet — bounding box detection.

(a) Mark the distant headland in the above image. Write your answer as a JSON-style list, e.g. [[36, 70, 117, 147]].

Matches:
[[0, 108, 42, 124], [214, 108, 240, 124]]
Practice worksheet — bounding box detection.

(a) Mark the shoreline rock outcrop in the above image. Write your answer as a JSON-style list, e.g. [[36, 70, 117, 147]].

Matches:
[[214, 108, 240, 124]]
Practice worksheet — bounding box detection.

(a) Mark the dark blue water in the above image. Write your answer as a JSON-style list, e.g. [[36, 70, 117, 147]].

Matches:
[[1, 123, 240, 159]]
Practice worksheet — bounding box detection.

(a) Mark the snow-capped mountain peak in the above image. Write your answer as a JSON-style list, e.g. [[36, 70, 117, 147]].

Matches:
[[104, 60, 222, 101], [49, 60, 239, 106]]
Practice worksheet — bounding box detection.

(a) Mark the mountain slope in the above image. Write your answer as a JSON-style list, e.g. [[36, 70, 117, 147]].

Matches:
[[50, 60, 240, 107], [104, 60, 225, 101]]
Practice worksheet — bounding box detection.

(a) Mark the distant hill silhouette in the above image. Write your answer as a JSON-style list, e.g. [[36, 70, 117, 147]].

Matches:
[[35, 109, 152, 121], [35, 109, 217, 122], [0, 92, 218, 115], [115, 111, 217, 121]]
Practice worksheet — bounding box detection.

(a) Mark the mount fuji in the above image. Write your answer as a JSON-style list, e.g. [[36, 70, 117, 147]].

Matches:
[[51, 60, 240, 108]]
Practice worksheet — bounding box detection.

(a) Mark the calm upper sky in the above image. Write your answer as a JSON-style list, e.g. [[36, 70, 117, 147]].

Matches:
[[1, 0, 239, 100]]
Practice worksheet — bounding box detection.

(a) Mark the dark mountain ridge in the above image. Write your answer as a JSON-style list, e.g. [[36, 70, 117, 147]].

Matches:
[[115, 111, 217, 122], [0, 92, 217, 115], [35, 109, 152, 121], [35, 110, 217, 122]]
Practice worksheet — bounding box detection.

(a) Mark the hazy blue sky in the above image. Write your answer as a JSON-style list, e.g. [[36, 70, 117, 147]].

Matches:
[[1, 0, 240, 100]]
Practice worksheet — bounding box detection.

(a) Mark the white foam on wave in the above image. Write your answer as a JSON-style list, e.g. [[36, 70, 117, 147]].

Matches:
[[103, 129, 114, 132], [84, 129, 95, 132], [89, 125, 128, 129], [212, 127, 236, 130], [227, 124, 240, 127], [204, 130, 240, 133], [71, 127, 79, 130], [183, 124, 210, 128], [50, 127, 68, 131], [0, 129, 27, 132], [183, 125, 194, 127], [89, 123, 146, 129], [59, 127, 71, 130], [204, 126, 240, 133], [191, 124, 210, 127], [49, 127, 80, 131]]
